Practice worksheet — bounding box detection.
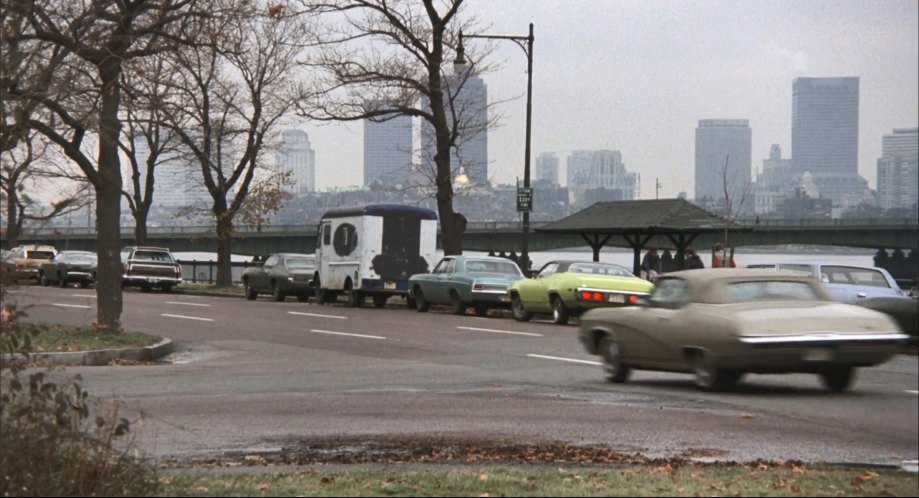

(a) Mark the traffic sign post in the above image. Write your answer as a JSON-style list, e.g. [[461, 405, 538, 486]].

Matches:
[[517, 187, 533, 212]]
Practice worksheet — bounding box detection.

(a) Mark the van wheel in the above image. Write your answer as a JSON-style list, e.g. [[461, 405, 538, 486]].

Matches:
[[346, 285, 364, 307], [414, 288, 430, 312]]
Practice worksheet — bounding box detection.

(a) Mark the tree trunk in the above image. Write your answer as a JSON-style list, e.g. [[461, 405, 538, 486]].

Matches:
[[94, 63, 124, 332], [5, 189, 20, 247], [215, 214, 233, 286], [133, 208, 149, 246]]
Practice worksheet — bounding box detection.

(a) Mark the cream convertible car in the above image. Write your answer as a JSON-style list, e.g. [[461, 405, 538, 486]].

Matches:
[[579, 269, 908, 392]]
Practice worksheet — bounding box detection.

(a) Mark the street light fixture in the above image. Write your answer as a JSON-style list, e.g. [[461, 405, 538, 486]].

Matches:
[[454, 23, 534, 272]]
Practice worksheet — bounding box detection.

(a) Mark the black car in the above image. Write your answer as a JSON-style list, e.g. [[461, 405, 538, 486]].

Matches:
[[38, 250, 97, 288], [241, 253, 316, 302]]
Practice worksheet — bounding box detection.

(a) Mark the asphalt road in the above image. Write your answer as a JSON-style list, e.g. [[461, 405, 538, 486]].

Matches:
[[7, 286, 919, 467]]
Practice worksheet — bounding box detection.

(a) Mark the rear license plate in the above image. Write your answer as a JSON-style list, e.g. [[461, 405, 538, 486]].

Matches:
[[803, 348, 833, 362], [384, 281, 396, 290], [608, 294, 625, 303]]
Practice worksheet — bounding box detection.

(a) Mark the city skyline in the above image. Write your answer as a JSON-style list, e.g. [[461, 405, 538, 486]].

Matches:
[[296, 0, 917, 197]]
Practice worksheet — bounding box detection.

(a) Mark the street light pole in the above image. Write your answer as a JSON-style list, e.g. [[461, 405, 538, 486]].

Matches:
[[455, 23, 534, 272]]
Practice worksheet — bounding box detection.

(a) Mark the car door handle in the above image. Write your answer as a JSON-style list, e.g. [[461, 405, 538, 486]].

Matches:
[[856, 292, 867, 298]]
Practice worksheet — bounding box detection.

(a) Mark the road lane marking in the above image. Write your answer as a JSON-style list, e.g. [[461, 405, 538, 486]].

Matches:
[[53, 303, 92, 309], [289, 311, 348, 320], [310, 329, 386, 340], [72, 294, 96, 298], [161, 313, 214, 322], [526, 354, 602, 366], [166, 301, 212, 307], [456, 326, 542, 337]]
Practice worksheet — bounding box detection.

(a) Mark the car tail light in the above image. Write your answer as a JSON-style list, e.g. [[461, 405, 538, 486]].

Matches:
[[579, 291, 604, 301], [176, 264, 182, 278], [473, 283, 484, 291], [628, 295, 639, 304]]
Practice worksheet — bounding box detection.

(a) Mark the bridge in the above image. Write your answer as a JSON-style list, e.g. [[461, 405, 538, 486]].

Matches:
[[7, 218, 918, 255]]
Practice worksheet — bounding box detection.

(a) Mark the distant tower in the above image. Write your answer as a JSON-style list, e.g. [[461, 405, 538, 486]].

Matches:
[[535, 152, 559, 186], [277, 129, 316, 194], [791, 77, 867, 208], [364, 112, 413, 188], [694, 119, 752, 205], [877, 127, 918, 211]]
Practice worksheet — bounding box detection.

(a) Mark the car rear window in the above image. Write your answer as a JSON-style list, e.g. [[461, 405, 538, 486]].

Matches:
[[727, 281, 820, 302], [66, 254, 97, 263], [26, 251, 56, 260], [132, 251, 175, 263], [821, 266, 892, 288], [465, 260, 523, 276], [568, 263, 632, 277]]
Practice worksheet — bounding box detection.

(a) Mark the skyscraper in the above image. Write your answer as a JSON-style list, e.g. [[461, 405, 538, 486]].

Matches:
[[276, 129, 316, 195], [535, 152, 559, 186], [694, 119, 752, 209], [791, 77, 868, 208], [364, 113, 413, 188], [566, 150, 640, 206], [877, 127, 918, 211]]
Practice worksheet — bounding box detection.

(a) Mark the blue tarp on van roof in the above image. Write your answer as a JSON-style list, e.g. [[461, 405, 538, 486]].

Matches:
[[319, 204, 438, 221]]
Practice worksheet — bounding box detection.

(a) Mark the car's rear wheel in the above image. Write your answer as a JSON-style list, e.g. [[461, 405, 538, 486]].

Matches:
[[551, 296, 570, 325], [414, 288, 430, 312], [599, 336, 631, 383], [511, 295, 532, 322], [690, 350, 739, 391], [272, 282, 285, 302], [244, 280, 257, 300], [820, 366, 855, 393], [372, 294, 388, 308], [474, 304, 488, 317], [449, 291, 466, 315]]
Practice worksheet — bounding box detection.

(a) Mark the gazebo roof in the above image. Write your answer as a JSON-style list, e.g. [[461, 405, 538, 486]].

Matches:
[[536, 199, 734, 234]]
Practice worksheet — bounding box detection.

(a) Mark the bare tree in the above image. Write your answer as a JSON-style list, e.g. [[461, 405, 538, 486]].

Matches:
[[718, 154, 753, 266], [162, 0, 310, 286], [299, 0, 496, 255], [2, 0, 202, 331], [1, 133, 87, 246]]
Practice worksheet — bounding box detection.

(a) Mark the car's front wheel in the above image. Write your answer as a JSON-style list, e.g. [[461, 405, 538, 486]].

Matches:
[[244, 280, 257, 300], [511, 295, 532, 322], [820, 366, 855, 393], [599, 336, 630, 383], [551, 296, 570, 325], [39, 273, 49, 287], [414, 288, 430, 312], [272, 282, 285, 302]]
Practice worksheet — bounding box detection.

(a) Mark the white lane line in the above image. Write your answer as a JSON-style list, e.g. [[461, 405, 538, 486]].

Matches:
[[166, 301, 212, 307], [906, 390, 919, 395], [288, 311, 348, 320], [161, 313, 214, 322], [310, 329, 386, 340], [526, 353, 602, 366], [72, 294, 96, 298], [456, 326, 542, 337], [53, 303, 92, 309]]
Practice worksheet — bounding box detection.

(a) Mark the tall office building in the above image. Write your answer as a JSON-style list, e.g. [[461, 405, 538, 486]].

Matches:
[[420, 69, 489, 186], [276, 129, 315, 194], [877, 127, 918, 211], [791, 77, 868, 209], [364, 113, 413, 188], [566, 150, 640, 205], [752, 144, 793, 215], [694, 119, 752, 207], [535, 152, 559, 186]]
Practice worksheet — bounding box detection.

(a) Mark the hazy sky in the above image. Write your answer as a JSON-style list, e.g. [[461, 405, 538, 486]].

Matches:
[[302, 0, 919, 198]]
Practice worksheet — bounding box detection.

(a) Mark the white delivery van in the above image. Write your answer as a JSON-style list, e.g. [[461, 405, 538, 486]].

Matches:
[[313, 204, 438, 308]]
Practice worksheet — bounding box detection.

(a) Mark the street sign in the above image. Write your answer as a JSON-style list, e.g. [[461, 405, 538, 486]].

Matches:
[[517, 187, 533, 212]]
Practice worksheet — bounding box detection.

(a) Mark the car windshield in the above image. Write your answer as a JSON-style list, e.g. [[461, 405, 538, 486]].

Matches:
[[133, 251, 174, 263], [567, 262, 632, 277], [727, 280, 820, 302], [285, 257, 315, 269], [26, 251, 55, 260], [464, 259, 522, 276]]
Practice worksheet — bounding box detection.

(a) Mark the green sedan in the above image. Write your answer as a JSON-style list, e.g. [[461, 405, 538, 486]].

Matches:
[[507, 260, 654, 325]]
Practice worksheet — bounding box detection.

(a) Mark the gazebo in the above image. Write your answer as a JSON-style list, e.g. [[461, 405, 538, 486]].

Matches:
[[535, 199, 745, 275]]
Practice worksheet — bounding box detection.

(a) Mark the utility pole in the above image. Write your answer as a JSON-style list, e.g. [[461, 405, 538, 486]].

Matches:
[[655, 178, 661, 200]]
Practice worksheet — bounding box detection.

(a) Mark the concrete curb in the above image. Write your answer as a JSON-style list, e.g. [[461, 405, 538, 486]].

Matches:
[[4, 338, 175, 367]]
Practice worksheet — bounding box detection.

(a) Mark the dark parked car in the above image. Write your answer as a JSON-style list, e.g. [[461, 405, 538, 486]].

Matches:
[[121, 246, 183, 292], [241, 253, 316, 302], [38, 250, 97, 288]]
